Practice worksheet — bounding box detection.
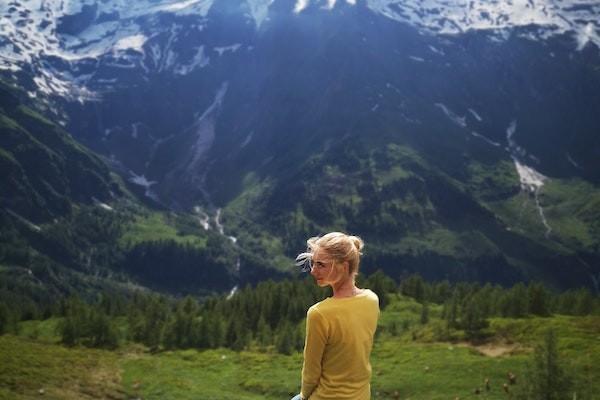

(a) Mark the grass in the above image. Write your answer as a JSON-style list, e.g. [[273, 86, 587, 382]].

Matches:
[[540, 179, 600, 249], [121, 349, 301, 400], [396, 228, 465, 257], [483, 171, 600, 252], [372, 339, 528, 399], [467, 160, 519, 200], [119, 212, 207, 249], [2, 298, 598, 400], [17, 318, 61, 342], [0, 114, 19, 130], [0, 335, 123, 400]]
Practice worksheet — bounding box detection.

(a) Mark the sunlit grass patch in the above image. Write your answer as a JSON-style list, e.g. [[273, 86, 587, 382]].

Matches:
[[18, 318, 61, 343], [119, 212, 207, 249], [121, 348, 302, 400], [371, 338, 528, 399], [0, 335, 123, 399]]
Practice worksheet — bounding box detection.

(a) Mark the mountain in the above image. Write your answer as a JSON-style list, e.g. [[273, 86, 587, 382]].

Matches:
[[1, 0, 600, 290], [0, 81, 250, 307], [0, 81, 119, 222]]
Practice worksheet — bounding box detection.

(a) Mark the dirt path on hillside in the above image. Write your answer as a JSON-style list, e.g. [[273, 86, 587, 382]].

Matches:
[[458, 341, 530, 357], [50, 354, 126, 400]]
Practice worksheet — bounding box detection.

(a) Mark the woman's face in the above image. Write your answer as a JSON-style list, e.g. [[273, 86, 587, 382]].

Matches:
[[310, 249, 345, 287]]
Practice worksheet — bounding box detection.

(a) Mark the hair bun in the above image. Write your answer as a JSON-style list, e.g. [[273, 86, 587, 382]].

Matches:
[[350, 235, 364, 254]]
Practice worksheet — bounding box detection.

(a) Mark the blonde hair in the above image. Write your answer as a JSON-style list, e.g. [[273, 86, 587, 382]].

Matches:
[[302, 232, 364, 275]]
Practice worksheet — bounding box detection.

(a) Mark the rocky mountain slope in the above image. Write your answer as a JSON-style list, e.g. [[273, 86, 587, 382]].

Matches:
[[1, 0, 599, 290]]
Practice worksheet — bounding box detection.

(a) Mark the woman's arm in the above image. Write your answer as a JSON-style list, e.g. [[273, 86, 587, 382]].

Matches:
[[301, 307, 328, 399]]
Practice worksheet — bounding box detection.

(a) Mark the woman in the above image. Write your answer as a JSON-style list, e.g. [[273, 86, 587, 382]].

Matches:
[[292, 232, 380, 400]]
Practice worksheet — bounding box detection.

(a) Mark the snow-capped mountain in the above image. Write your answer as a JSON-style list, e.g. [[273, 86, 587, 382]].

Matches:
[[1, 0, 599, 202], [1, 0, 600, 287], [1, 0, 599, 97]]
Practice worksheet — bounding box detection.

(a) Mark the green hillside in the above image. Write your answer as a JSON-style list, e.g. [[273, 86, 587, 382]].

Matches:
[[0, 81, 242, 304], [1, 288, 598, 400], [221, 140, 600, 289], [0, 81, 119, 223]]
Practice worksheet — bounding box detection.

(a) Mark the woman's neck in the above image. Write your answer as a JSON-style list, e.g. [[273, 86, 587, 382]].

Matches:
[[331, 277, 358, 298]]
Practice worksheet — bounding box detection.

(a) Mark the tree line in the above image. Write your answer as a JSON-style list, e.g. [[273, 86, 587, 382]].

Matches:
[[0, 271, 599, 352]]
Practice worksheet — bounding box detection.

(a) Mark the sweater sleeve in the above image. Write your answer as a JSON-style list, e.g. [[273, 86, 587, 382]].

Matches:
[[300, 307, 328, 399]]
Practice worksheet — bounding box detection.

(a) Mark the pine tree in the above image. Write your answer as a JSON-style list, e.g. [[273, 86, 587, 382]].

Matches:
[[503, 283, 529, 318], [139, 296, 168, 351], [60, 314, 80, 346], [163, 312, 186, 349], [365, 270, 396, 309], [528, 282, 550, 316], [275, 322, 294, 355], [89, 309, 119, 348], [574, 288, 594, 315], [443, 292, 459, 331], [293, 322, 305, 352], [420, 302, 429, 325], [556, 290, 577, 315], [516, 329, 573, 400], [256, 316, 272, 347], [400, 274, 426, 303], [461, 298, 489, 340], [431, 281, 451, 304], [0, 303, 9, 335], [59, 296, 88, 346]]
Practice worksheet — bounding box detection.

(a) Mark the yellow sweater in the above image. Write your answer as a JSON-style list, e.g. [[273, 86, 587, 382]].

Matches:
[[300, 289, 380, 400]]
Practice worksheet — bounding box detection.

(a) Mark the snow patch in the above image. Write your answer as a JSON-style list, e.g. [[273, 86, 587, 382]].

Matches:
[[98, 203, 113, 211], [428, 45, 445, 55], [507, 119, 552, 238], [468, 108, 483, 122], [188, 82, 228, 169], [566, 153, 583, 169], [174, 46, 209, 75], [386, 82, 402, 95], [159, 0, 206, 12], [364, 0, 600, 49], [128, 172, 160, 201], [227, 285, 239, 300], [435, 103, 466, 128], [513, 158, 546, 194], [193, 206, 211, 230], [576, 22, 599, 51], [113, 34, 147, 53], [241, 131, 254, 148], [513, 157, 552, 237], [294, 0, 310, 13], [214, 44, 242, 56], [33, 68, 97, 102], [246, 0, 275, 28], [214, 208, 237, 243], [131, 122, 142, 139], [5, 209, 41, 232], [506, 120, 518, 146], [471, 131, 501, 147]]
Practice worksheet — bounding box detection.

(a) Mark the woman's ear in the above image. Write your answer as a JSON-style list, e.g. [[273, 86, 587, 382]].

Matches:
[[343, 261, 350, 274]]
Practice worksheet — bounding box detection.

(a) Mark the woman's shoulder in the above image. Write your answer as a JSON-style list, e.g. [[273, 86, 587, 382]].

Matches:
[[307, 301, 330, 322], [309, 297, 332, 310], [361, 288, 379, 301]]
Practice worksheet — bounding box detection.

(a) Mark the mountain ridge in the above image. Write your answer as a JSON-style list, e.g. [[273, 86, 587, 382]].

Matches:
[[1, 0, 599, 291]]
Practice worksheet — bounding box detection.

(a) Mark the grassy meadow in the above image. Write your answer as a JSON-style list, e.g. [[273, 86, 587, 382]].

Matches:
[[1, 294, 598, 400]]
